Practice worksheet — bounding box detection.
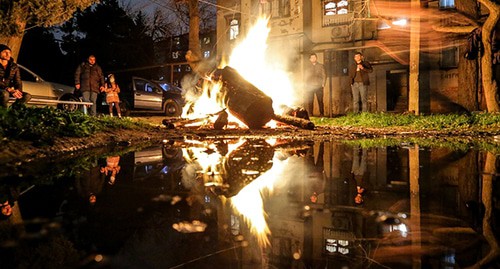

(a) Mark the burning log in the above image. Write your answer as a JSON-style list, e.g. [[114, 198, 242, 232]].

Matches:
[[213, 110, 229, 130], [162, 117, 208, 129], [272, 114, 315, 130], [214, 67, 315, 130], [214, 66, 274, 129]]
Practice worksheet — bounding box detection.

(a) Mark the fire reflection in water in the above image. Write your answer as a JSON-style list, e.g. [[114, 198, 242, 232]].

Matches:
[[181, 138, 303, 247]]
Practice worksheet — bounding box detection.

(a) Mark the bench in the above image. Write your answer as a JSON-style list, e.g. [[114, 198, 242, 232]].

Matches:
[[8, 98, 94, 114]]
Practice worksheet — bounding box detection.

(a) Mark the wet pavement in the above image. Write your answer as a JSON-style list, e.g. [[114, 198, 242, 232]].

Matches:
[[0, 138, 498, 268]]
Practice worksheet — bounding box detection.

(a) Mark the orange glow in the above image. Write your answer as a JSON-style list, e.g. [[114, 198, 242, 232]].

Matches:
[[183, 16, 298, 127]]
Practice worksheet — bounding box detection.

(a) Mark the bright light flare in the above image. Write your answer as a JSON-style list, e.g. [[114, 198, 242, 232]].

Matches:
[[227, 17, 296, 112], [183, 16, 298, 125], [230, 154, 298, 247], [392, 18, 407, 26]]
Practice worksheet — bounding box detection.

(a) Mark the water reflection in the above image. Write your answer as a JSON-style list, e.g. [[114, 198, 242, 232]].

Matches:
[[0, 139, 498, 268]]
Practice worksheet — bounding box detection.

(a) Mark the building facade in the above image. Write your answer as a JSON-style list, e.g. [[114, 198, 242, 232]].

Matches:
[[216, 0, 475, 116]]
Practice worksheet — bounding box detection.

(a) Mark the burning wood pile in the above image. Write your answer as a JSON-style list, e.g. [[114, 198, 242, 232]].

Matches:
[[162, 66, 315, 130]]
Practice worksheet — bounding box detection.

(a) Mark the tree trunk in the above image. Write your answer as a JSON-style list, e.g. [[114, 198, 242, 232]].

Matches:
[[480, 0, 500, 112], [0, 21, 26, 61], [187, 0, 202, 72], [457, 0, 480, 111], [458, 48, 480, 111], [408, 0, 421, 114]]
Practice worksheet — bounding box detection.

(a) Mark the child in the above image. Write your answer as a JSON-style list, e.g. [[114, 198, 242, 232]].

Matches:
[[103, 74, 121, 118], [100, 156, 121, 185]]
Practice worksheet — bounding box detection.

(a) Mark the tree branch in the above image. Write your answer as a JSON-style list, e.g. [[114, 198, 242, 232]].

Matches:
[[432, 25, 477, 34]]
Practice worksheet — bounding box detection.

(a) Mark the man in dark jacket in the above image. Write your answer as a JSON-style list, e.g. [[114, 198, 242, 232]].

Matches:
[[74, 55, 105, 116], [0, 44, 31, 108], [348, 52, 373, 113], [305, 53, 326, 116]]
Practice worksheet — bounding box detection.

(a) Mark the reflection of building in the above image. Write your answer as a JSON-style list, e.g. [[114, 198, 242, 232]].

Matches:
[[257, 140, 486, 267], [295, 141, 483, 267]]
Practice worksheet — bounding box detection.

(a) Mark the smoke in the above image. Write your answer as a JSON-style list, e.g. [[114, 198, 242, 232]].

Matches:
[[371, 0, 475, 54]]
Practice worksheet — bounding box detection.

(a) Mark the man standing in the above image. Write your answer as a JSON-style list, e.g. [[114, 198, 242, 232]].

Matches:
[[349, 52, 373, 113], [0, 44, 31, 108], [75, 55, 105, 116], [305, 53, 326, 117]]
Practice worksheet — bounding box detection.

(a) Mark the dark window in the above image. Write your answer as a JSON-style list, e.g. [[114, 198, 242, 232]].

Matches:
[[441, 47, 458, 69], [261, 0, 290, 18]]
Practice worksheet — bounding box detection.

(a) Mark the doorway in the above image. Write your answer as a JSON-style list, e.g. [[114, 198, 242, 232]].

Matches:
[[386, 70, 408, 112]]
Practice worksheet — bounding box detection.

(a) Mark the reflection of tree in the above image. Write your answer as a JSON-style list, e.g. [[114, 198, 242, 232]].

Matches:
[[223, 140, 274, 197], [467, 152, 500, 268]]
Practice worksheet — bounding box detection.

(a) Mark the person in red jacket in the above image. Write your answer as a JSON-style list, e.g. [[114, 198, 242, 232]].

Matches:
[[103, 74, 122, 118], [0, 44, 31, 108]]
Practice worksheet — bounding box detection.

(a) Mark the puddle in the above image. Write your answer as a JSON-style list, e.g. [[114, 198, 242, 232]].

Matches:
[[0, 138, 498, 268]]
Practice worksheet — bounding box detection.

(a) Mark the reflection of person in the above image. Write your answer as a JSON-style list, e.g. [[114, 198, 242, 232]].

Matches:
[[76, 161, 105, 205], [100, 156, 121, 185], [0, 184, 19, 220], [305, 53, 326, 117], [348, 52, 373, 113], [306, 143, 325, 204], [74, 55, 105, 116], [351, 146, 367, 205], [103, 74, 121, 118], [0, 44, 31, 108]]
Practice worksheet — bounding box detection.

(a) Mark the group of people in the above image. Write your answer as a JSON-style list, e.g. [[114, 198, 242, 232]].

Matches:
[[1, 41, 369, 117], [305, 51, 373, 116], [0, 44, 121, 117], [74, 55, 122, 117]]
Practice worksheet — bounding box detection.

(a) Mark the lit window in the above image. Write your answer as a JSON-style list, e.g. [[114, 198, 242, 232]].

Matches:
[[203, 37, 210, 44], [172, 51, 179, 59], [203, 51, 210, 58], [229, 19, 239, 40], [439, 0, 454, 9], [323, 0, 350, 16]]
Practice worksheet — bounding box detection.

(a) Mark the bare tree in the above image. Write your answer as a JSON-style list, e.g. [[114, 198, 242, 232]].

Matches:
[[0, 0, 99, 59]]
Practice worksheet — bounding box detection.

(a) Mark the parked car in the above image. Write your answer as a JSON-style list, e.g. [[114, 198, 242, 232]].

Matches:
[[18, 64, 82, 112], [98, 76, 185, 117]]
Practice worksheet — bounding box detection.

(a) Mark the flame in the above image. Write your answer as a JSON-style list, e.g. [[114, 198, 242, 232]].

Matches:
[[180, 138, 301, 247], [226, 17, 296, 114], [182, 139, 246, 187], [230, 152, 295, 247], [183, 16, 297, 125]]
